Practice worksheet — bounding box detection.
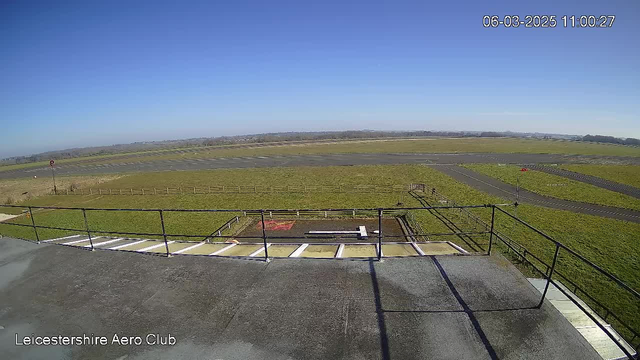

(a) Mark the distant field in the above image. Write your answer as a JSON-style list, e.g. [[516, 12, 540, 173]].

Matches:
[[0, 175, 122, 208], [1, 164, 638, 342], [2, 137, 640, 173], [463, 164, 640, 211], [560, 164, 640, 188]]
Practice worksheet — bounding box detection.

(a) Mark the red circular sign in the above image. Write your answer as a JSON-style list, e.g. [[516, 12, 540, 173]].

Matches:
[[50, 160, 55, 167]]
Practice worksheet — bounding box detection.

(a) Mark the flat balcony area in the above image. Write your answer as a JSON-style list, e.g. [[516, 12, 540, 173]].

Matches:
[[0, 237, 602, 360]]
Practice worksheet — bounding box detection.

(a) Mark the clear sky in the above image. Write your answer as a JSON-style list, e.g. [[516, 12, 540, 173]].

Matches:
[[1, 0, 638, 158]]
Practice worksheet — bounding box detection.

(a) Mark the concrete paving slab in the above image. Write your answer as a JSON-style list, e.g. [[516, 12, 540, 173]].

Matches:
[[381, 243, 418, 257], [266, 244, 299, 257], [218, 244, 263, 257], [342, 244, 377, 258], [179, 242, 229, 255], [116, 239, 156, 251], [103, 238, 146, 249], [300, 244, 338, 258], [146, 241, 197, 254], [418, 242, 460, 255]]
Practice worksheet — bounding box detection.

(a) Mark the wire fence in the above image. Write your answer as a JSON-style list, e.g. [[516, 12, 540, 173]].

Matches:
[[51, 184, 412, 196]]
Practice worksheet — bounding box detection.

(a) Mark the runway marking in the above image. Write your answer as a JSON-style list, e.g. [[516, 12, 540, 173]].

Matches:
[[138, 241, 174, 252], [85, 238, 124, 247], [42, 234, 82, 243], [173, 241, 206, 254], [109, 240, 146, 250], [249, 244, 271, 257], [289, 244, 309, 257], [336, 244, 345, 258], [209, 243, 236, 255], [63, 237, 99, 245]]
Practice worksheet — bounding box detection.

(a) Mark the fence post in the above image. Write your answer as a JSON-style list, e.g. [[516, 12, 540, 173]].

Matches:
[[538, 243, 560, 308], [193, 187, 196, 194], [159, 210, 170, 257], [260, 210, 269, 262], [488, 206, 495, 255], [82, 209, 94, 251], [28, 207, 40, 243], [142, 189, 145, 195], [154, 188, 157, 195], [89, 188, 92, 195], [377, 208, 383, 261], [109, 189, 112, 195]]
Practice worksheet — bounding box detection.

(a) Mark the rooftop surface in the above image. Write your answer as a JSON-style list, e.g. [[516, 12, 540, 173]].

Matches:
[[0, 237, 601, 360]]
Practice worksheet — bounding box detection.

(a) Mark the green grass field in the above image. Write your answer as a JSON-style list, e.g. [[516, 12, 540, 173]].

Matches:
[[560, 164, 640, 188], [3, 137, 640, 173], [0, 164, 638, 344], [463, 164, 640, 211]]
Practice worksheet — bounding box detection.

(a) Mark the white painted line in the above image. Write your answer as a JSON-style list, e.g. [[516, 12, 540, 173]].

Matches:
[[308, 226, 368, 239], [359, 226, 368, 239], [63, 237, 99, 245], [110, 240, 146, 250], [173, 242, 205, 254], [84, 238, 124, 248], [289, 244, 309, 257], [138, 241, 174, 252], [411, 242, 426, 256], [447, 241, 469, 254], [209, 243, 236, 256], [336, 244, 345, 258], [249, 244, 271, 257], [42, 234, 82, 243]]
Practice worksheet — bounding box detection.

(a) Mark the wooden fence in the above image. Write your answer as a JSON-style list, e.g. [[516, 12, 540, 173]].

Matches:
[[53, 184, 414, 196]]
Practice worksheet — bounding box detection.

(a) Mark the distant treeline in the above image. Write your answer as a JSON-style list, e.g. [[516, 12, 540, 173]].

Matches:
[[4, 129, 634, 166], [580, 134, 640, 146]]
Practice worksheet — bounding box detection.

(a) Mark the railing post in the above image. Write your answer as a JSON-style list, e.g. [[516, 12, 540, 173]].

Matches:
[[159, 210, 170, 257], [260, 210, 269, 262], [28, 206, 40, 243], [488, 206, 495, 255], [538, 243, 560, 308], [82, 209, 94, 251], [377, 208, 383, 261]]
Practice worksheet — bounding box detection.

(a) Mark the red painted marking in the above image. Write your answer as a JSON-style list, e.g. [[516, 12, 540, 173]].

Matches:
[[257, 220, 296, 231], [520, 168, 528, 172]]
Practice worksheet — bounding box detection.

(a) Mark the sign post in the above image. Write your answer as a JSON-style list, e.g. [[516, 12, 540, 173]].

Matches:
[[50, 160, 57, 195], [515, 167, 528, 220]]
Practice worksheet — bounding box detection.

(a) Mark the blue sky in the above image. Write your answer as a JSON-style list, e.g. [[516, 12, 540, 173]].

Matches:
[[1, 0, 638, 158]]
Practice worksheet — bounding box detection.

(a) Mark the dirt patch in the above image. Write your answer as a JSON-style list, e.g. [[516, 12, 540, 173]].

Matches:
[[237, 218, 406, 243]]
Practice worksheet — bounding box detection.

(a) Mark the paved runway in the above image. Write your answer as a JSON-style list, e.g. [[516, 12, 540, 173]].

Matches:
[[528, 165, 640, 199], [2, 152, 639, 180], [432, 165, 640, 223]]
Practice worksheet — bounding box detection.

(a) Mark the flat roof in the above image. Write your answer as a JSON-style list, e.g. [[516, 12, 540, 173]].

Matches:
[[0, 238, 601, 359]]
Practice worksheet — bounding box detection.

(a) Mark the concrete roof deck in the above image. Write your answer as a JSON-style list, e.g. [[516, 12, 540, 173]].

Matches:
[[0, 238, 601, 360]]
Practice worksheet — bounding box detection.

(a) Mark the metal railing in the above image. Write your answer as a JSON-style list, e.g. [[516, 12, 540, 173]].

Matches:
[[0, 202, 637, 358], [487, 206, 639, 359], [52, 184, 410, 196]]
